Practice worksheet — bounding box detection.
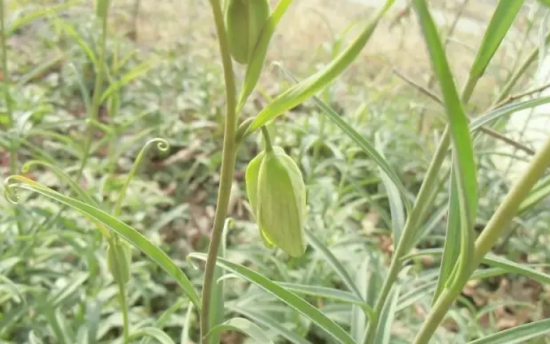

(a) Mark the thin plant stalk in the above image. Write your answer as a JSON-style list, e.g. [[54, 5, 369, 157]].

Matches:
[[200, 0, 238, 342], [0, 0, 24, 238], [108, 237, 130, 344], [412, 134, 550, 344], [76, 6, 110, 181], [0, 0, 15, 174], [118, 279, 129, 343], [132, 0, 141, 40]]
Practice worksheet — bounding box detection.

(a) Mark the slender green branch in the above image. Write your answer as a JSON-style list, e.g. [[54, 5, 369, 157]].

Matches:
[[200, 0, 238, 342], [116, 255, 130, 344], [0, 0, 11, 127], [0, 0, 16, 174], [461, 74, 477, 105], [412, 135, 550, 344], [76, 7, 110, 181], [261, 126, 273, 152]]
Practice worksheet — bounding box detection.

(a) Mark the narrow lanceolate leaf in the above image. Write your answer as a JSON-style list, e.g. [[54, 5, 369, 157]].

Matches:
[[21, 160, 99, 208], [373, 286, 400, 344], [85, 300, 101, 344], [353, 256, 381, 343], [467, 318, 550, 344], [100, 58, 158, 103], [471, 96, 550, 132], [189, 254, 356, 344], [128, 328, 176, 344], [277, 282, 374, 317], [413, 0, 478, 282], [282, 66, 410, 213], [468, 0, 524, 81], [376, 141, 407, 242], [305, 231, 362, 299], [3, 176, 201, 309], [230, 307, 312, 344], [404, 249, 550, 286], [519, 174, 550, 214], [237, 0, 295, 110], [206, 318, 273, 344], [113, 138, 169, 216], [180, 304, 194, 344], [208, 219, 231, 344], [483, 254, 550, 285], [7, 1, 81, 37], [247, 0, 395, 132], [55, 19, 98, 69], [433, 171, 461, 303]]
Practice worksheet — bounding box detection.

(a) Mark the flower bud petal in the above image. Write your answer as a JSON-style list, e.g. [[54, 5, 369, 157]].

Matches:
[[225, 0, 270, 65], [246, 147, 306, 257], [107, 241, 132, 285]]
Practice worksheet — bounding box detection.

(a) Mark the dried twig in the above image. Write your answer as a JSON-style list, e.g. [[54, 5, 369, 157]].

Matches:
[[492, 81, 550, 110]]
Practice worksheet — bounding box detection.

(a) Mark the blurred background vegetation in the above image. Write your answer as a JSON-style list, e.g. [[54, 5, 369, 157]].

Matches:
[[1, 0, 550, 343]]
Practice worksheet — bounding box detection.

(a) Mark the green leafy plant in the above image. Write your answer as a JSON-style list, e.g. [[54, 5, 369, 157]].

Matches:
[[3, 0, 550, 343]]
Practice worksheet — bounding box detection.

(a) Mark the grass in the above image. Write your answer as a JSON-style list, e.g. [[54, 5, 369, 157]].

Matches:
[[2, 0, 550, 343]]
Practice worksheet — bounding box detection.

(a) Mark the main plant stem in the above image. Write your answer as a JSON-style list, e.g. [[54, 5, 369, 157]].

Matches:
[[412, 135, 550, 344], [0, 0, 15, 174], [200, 1, 237, 342]]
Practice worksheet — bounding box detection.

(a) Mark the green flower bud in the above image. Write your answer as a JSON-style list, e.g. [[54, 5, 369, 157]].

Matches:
[[107, 240, 132, 285], [95, 0, 110, 18], [225, 0, 270, 65], [246, 147, 307, 257]]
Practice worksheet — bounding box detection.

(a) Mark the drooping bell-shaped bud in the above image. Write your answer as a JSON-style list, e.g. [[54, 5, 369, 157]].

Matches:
[[225, 0, 270, 65], [107, 240, 132, 285], [246, 146, 307, 257]]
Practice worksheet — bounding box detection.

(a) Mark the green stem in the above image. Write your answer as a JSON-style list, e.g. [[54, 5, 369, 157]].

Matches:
[[76, 7, 110, 181], [0, 0, 11, 128], [108, 237, 130, 344], [200, 0, 238, 343], [117, 270, 129, 344], [412, 134, 550, 344], [461, 74, 477, 105], [261, 126, 273, 152], [0, 0, 16, 174]]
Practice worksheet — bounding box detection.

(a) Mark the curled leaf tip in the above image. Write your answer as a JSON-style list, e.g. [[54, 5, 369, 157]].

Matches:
[[3, 176, 21, 205], [216, 273, 239, 284], [147, 138, 170, 152], [21, 160, 42, 174]]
